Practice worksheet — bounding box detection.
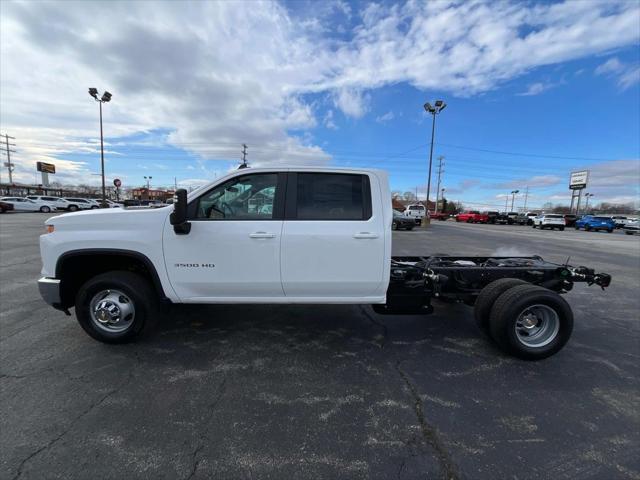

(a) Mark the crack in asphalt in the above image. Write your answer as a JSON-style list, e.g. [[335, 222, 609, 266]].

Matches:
[[359, 305, 388, 348], [11, 354, 140, 480], [395, 361, 459, 480], [185, 375, 228, 480]]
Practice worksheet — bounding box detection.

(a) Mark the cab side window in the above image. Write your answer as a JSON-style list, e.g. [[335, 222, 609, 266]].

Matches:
[[195, 173, 279, 220], [295, 173, 371, 220]]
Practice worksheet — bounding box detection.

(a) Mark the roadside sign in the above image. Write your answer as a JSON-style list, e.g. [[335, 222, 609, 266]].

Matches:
[[36, 161, 56, 174], [113, 178, 122, 188], [569, 170, 588, 190]]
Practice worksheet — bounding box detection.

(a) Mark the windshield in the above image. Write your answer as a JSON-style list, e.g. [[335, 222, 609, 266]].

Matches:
[[408, 205, 424, 211]]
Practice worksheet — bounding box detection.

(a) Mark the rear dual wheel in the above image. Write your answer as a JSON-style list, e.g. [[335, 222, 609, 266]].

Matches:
[[474, 280, 573, 360]]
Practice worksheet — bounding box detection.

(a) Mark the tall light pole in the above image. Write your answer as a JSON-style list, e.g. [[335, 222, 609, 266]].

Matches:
[[584, 193, 594, 213], [423, 100, 447, 224], [510, 189, 519, 212], [88, 88, 112, 207], [144, 176, 152, 200]]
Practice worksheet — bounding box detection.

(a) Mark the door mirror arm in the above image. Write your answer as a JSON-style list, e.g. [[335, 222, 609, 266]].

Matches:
[[170, 189, 191, 235]]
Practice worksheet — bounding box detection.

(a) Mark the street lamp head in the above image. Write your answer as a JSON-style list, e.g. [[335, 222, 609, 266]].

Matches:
[[88, 88, 98, 99], [438, 101, 447, 112], [434, 100, 443, 107], [424, 102, 434, 113], [101, 91, 112, 103]]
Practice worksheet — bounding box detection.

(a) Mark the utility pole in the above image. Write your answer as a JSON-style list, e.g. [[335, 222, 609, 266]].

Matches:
[[240, 143, 248, 168], [523, 186, 529, 212], [434, 155, 444, 214], [505, 195, 508, 212], [1, 134, 16, 184], [174, 177, 177, 190]]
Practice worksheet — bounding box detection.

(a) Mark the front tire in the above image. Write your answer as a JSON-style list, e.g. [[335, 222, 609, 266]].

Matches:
[[40, 206, 51, 213], [69, 205, 78, 212], [392, 221, 398, 231], [75, 271, 158, 344], [559, 227, 565, 231], [489, 285, 573, 360]]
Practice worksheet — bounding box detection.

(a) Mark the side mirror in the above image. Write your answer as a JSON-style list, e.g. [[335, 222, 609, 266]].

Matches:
[[170, 189, 191, 235]]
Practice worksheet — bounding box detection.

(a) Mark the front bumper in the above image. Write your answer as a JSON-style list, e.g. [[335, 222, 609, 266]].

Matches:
[[38, 277, 61, 307]]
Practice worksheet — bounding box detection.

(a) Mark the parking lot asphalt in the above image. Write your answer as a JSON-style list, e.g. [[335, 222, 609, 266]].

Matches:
[[1, 213, 639, 480]]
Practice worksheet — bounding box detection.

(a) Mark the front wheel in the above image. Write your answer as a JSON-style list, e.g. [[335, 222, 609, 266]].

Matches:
[[607, 228, 613, 233], [532, 224, 536, 229], [392, 221, 398, 230], [40, 206, 51, 213], [69, 205, 78, 212], [625, 230, 633, 235], [489, 285, 573, 360], [75, 271, 159, 343], [559, 227, 565, 231]]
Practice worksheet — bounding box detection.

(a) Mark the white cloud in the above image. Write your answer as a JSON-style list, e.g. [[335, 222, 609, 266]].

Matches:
[[518, 82, 552, 96], [323, 110, 338, 130], [1, 1, 639, 184], [595, 57, 624, 75], [375, 111, 395, 123], [332, 88, 370, 119], [595, 56, 640, 91]]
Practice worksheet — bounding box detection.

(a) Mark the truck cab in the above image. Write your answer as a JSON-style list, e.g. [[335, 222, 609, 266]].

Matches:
[[39, 167, 392, 314]]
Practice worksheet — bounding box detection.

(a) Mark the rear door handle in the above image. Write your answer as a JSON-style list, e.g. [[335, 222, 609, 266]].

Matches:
[[249, 232, 276, 238], [353, 232, 379, 239]]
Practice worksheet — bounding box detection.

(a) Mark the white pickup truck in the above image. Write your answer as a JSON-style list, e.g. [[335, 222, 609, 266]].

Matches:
[[38, 167, 610, 360]]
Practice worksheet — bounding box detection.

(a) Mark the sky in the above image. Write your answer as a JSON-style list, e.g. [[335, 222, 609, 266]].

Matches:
[[1, 0, 639, 210]]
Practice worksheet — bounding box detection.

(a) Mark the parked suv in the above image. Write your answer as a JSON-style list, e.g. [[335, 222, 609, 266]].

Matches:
[[575, 215, 616, 232], [532, 214, 565, 230], [563, 214, 578, 227], [623, 219, 639, 235], [26, 196, 70, 211], [610, 216, 628, 229], [63, 198, 93, 211], [392, 212, 415, 230], [515, 212, 539, 225]]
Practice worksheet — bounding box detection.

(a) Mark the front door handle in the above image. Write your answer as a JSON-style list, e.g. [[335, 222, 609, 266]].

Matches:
[[249, 232, 276, 238], [353, 232, 379, 239]]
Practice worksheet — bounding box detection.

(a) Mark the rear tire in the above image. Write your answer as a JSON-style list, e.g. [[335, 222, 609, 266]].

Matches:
[[559, 227, 565, 231], [40, 206, 51, 213], [75, 271, 159, 344], [607, 228, 613, 233], [69, 205, 78, 212], [392, 221, 398, 231], [489, 285, 573, 360], [474, 278, 528, 333]]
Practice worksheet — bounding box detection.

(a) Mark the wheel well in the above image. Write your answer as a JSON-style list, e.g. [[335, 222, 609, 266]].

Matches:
[[56, 251, 167, 308]]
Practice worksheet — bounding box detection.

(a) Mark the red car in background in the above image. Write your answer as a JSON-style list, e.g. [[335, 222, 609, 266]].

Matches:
[[455, 211, 490, 223], [0, 201, 15, 213], [430, 212, 450, 221]]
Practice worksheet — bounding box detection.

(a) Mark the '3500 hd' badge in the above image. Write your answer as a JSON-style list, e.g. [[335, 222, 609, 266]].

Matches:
[[174, 263, 215, 268]]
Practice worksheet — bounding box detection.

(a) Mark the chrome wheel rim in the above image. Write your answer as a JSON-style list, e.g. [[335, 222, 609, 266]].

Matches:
[[515, 304, 560, 348], [89, 289, 135, 333]]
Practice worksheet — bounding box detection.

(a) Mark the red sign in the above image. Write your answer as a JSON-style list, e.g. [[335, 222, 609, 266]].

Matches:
[[113, 178, 122, 188]]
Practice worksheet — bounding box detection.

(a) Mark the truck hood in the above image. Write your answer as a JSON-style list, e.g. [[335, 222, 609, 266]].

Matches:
[[45, 205, 172, 229]]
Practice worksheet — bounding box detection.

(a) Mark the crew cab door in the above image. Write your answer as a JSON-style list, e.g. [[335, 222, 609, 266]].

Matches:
[[280, 172, 386, 299], [162, 172, 286, 301]]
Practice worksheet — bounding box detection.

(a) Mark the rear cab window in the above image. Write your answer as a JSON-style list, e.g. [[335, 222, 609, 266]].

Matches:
[[287, 172, 372, 220]]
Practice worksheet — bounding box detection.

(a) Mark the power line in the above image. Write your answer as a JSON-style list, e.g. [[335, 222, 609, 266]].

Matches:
[[435, 142, 616, 162]]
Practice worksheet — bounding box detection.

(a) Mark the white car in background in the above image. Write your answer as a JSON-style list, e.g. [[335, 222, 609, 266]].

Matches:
[[532, 214, 566, 230], [26, 195, 70, 211], [0, 197, 58, 213], [623, 219, 639, 235], [63, 198, 94, 211]]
